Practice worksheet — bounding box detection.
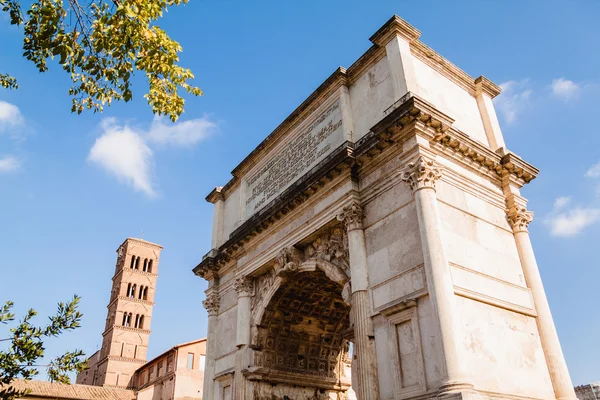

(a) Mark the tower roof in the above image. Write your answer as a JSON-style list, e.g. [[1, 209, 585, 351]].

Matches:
[[117, 237, 163, 252]]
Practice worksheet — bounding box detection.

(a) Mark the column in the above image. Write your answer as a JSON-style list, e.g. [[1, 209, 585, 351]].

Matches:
[[202, 292, 220, 400], [507, 206, 576, 400], [233, 276, 253, 400], [400, 156, 471, 394], [337, 202, 379, 400]]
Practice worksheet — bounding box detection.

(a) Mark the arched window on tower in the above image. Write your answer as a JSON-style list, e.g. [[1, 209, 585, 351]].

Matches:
[[134, 314, 140, 328], [143, 259, 148, 272], [126, 283, 132, 297], [138, 286, 144, 300], [147, 260, 153, 273], [122, 312, 127, 326], [130, 256, 135, 269], [125, 312, 132, 327], [134, 256, 140, 270], [143, 287, 148, 300], [130, 284, 136, 298], [138, 315, 144, 329]]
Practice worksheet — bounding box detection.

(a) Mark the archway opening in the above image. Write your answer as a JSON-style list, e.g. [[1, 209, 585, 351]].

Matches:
[[253, 268, 352, 395]]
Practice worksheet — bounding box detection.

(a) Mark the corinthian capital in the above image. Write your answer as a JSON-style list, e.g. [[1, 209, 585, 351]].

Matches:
[[401, 156, 442, 192], [234, 276, 254, 297], [507, 206, 534, 233], [337, 201, 364, 231], [202, 293, 220, 316]]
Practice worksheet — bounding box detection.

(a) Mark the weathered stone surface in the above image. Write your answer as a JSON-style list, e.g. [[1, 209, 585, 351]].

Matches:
[[195, 14, 575, 400]]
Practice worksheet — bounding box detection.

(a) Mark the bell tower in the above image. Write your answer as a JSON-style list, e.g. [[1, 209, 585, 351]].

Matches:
[[93, 238, 162, 387]]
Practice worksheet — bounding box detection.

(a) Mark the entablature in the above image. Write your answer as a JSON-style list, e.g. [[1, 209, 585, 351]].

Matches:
[[194, 93, 538, 282]]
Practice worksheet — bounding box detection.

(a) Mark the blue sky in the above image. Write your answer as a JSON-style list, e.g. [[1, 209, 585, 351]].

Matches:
[[1, 0, 599, 386]]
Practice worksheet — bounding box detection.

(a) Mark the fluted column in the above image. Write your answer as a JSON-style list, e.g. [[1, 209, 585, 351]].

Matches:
[[507, 206, 576, 400], [338, 202, 379, 400], [233, 276, 253, 400], [400, 156, 471, 394], [201, 292, 220, 400]]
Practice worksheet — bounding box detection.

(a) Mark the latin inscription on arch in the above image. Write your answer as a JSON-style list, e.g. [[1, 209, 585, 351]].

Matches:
[[244, 99, 344, 216]]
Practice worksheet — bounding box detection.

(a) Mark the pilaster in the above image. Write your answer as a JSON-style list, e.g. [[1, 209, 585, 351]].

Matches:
[[474, 76, 506, 151], [208, 187, 225, 249], [340, 85, 355, 142], [370, 15, 420, 102]]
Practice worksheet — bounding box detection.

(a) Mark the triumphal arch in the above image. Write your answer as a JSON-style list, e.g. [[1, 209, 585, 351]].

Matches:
[[193, 15, 577, 400]]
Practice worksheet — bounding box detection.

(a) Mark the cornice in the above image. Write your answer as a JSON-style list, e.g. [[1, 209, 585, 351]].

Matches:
[[222, 68, 349, 190], [409, 41, 482, 96], [345, 45, 387, 86], [134, 371, 175, 390], [107, 296, 155, 309], [210, 68, 349, 201], [206, 186, 224, 204], [206, 15, 504, 203], [119, 237, 163, 251], [367, 16, 502, 98], [193, 94, 538, 282], [475, 76, 502, 98], [369, 15, 421, 46], [99, 355, 146, 364], [194, 143, 355, 279], [102, 324, 151, 337], [112, 268, 158, 281], [497, 149, 539, 184], [432, 128, 537, 184]]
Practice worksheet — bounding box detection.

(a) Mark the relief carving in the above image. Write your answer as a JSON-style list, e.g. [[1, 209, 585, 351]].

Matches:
[[341, 281, 352, 306], [202, 293, 220, 316], [337, 201, 364, 231], [234, 276, 254, 297], [250, 226, 351, 370], [253, 382, 347, 400], [253, 270, 351, 381], [251, 268, 276, 325], [507, 206, 534, 233], [401, 155, 442, 192], [253, 228, 351, 313], [274, 246, 303, 277], [307, 227, 350, 277]]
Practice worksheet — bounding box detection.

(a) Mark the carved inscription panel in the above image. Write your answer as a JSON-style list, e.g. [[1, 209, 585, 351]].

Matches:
[[244, 99, 344, 216]]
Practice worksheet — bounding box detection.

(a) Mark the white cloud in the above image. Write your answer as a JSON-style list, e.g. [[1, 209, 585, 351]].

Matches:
[[586, 161, 600, 179], [547, 207, 600, 237], [551, 78, 580, 100], [0, 155, 20, 173], [494, 80, 532, 124], [546, 190, 600, 237], [553, 196, 571, 209], [0, 100, 24, 133], [147, 115, 216, 146], [88, 115, 217, 196], [88, 119, 156, 197]]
